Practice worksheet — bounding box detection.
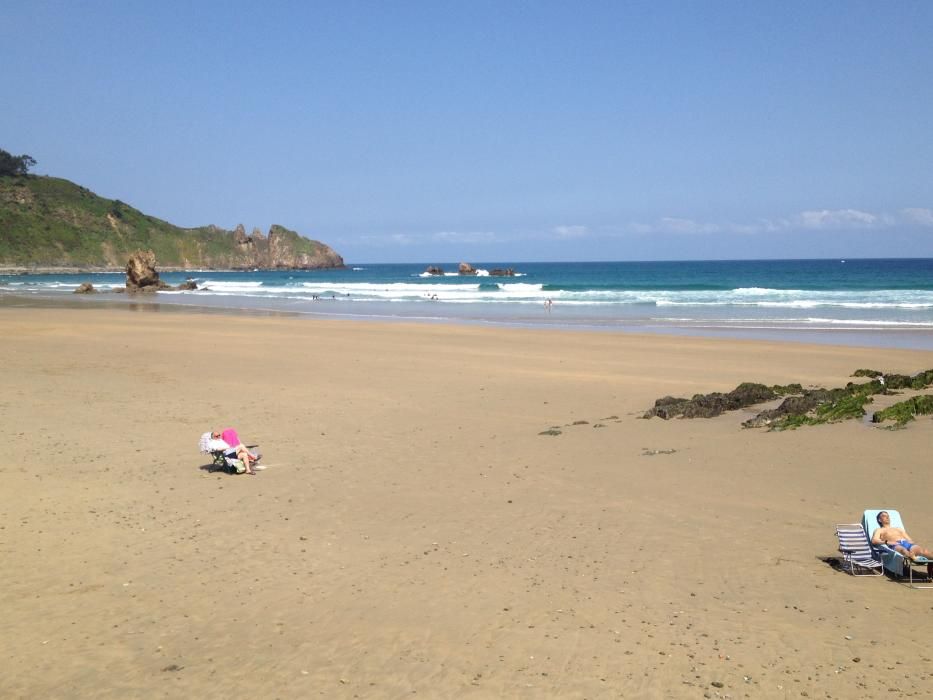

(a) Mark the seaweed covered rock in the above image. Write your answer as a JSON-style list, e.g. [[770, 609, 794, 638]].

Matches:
[[871, 370, 933, 391], [649, 367, 933, 431], [852, 369, 882, 378], [872, 395, 933, 427], [644, 383, 776, 419], [742, 389, 849, 428], [644, 396, 691, 419]]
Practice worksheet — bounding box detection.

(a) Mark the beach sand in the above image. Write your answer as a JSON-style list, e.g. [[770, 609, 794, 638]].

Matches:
[[3, 306, 932, 699]]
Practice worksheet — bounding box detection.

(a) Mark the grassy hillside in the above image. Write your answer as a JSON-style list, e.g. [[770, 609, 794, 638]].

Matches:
[[0, 175, 343, 269]]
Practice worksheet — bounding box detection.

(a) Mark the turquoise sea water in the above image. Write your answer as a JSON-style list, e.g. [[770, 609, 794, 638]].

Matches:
[[3, 259, 933, 349]]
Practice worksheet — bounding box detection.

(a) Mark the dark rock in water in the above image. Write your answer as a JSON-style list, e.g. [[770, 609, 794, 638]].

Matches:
[[425, 266, 445, 275], [175, 280, 198, 291], [644, 383, 776, 419], [125, 250, 171, 292], [489, 268, 515, 276], [73, 282, 97, 294], [458, 262, 477, 275]]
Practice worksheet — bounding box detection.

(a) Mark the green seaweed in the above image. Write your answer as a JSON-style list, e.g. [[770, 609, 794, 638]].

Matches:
[[770, 383, 804, 396], [909, 370, 933, 390], [768, 383, 875, 430], [872, 395, 933, 426], [814, 392, 873, 421], [852, 369, 882, 378], [769, 413, 817, 431]]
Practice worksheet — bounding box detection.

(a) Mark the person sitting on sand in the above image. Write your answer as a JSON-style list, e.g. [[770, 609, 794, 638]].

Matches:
[[871, 510, 933, 576], [212, 428, 260, 475]]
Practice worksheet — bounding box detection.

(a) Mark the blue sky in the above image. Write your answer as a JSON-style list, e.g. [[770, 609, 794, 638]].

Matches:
[[3, 1, 932, 262]]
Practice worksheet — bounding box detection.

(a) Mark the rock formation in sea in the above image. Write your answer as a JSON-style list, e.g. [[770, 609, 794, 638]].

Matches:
[[125, 250, 171, 292]]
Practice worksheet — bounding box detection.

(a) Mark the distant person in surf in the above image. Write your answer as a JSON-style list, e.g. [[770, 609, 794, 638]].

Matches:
[[544, 298, 553, 313]]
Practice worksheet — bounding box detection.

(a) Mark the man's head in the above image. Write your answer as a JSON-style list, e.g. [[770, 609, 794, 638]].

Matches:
[[877, 511, 890, 526], [212, 430, 221, 439]]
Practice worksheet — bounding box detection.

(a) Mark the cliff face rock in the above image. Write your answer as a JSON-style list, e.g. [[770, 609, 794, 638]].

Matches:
[[0, 175, 346, 271], [221, 224, 345, 270]]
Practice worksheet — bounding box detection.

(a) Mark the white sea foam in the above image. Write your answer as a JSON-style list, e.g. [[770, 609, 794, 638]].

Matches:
[[198, 280, 264, 290]]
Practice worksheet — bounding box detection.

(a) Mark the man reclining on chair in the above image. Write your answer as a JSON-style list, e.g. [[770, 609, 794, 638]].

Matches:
[[871, 511, 933, 577], [212, 427, 261, 475]]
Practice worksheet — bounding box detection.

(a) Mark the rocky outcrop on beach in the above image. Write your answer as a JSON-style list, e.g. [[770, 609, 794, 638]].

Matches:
[[643, 383, 777, 419], [645, 368, 933, 431], [73, 282, 97, 294], [458, 262, 477, 275], [741, 390, 845, 428]]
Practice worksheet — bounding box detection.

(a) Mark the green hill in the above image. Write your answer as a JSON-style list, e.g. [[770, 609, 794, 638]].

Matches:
[[0, 174, 344, 270]]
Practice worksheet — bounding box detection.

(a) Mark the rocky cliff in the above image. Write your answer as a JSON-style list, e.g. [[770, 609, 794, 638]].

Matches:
[[0, 175, 344, 270]]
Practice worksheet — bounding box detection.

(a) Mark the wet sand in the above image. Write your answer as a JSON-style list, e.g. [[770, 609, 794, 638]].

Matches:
[[2, 306, 932, 698]]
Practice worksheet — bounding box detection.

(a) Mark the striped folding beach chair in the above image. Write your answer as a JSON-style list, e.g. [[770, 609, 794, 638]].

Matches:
[[835, 523, 883, 576]]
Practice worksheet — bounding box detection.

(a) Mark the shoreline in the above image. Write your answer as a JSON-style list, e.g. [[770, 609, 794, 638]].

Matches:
[[3, 288, 933, 351]]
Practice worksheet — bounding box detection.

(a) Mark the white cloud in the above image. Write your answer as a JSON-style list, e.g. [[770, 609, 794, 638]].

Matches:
[[389, 233, 417, 245], [624, 207, 927, 237], [553, 225, 588, 239], [657, 217, 722, 234], [901, 208, 933, 226], [432, 230, 498, 243], [627, 217, 723, 235], [795, 209, 880, 229], [355, 231, 498, 247]]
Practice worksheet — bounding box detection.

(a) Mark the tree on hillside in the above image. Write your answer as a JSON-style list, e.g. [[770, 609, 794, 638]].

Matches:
[[0, 149, 37, 177]]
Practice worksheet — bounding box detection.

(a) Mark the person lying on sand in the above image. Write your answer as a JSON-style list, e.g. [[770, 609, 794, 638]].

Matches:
[[871, 510, 933, 576], [212, 428, 261, 475]]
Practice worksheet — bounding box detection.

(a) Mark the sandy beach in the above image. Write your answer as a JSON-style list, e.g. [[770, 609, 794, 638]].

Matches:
[[2, 305, 932, 699]]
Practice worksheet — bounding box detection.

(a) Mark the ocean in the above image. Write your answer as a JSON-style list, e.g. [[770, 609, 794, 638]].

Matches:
[[3, 258, 933, 349]]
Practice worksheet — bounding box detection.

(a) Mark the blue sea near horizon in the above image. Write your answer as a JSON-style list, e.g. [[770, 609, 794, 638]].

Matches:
[[3, 258, 933, 350]]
